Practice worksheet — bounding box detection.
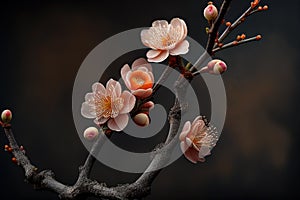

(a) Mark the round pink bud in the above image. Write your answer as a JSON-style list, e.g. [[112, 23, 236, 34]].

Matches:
[[203, 3, 218, 21], [1, 109, 12, 123], [133, 113, 150, 127], [213, 60, 227, 74], [83, 127, 99, 141]]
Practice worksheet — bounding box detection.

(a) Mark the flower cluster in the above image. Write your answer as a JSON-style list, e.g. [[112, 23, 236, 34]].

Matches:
[[80, 13, 228, 163]]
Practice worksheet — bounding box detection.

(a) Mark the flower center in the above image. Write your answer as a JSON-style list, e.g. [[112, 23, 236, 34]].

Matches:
[[129, 70, 153, 90], [161, 35, 176, 48], [96, 96, 112, 118]]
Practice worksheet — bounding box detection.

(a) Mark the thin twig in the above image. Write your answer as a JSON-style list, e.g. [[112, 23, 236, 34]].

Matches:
[[213, 35, 262, 53]]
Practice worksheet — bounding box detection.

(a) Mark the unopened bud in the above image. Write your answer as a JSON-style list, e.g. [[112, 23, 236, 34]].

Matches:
[[1, 109, 12, 123], [133, 113, 150, 127], [207, 59, 227, 75], [83, 127, 99, 141], [203, 2, 218, 21]]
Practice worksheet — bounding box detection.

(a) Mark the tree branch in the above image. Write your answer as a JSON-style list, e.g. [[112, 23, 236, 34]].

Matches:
[[206, 0, 233, 54]]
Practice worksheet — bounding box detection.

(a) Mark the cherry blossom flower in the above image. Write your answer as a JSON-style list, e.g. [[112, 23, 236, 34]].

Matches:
[[81, 79, 136, 131], [179, 116, 220, 163], [141, 18, 189, 63], [121, 58, 154, 98]]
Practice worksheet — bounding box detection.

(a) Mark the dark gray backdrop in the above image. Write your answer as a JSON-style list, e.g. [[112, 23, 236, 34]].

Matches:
[[0, 0, 299, 199]]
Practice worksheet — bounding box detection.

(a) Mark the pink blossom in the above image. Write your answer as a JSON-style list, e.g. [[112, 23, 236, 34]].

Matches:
[[179, 116, 220, 163], [141, 18, 189, 63], [81, 79, 136, 131], [121, 58, 154, 98]]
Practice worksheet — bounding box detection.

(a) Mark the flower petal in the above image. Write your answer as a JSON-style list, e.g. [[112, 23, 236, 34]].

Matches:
[[132, 58, 148, 68], [147, 50, 169, 63], [179, 121, 191, 141], [170, 40, 189, 55], [141, 30, 155, 49], [141, 101, 155, 110], [152, 20, 168, 28], [92, 82, 106, 96], [84, 93, 95, 104], [94, 117, 109, 125], [180, 142, 199, 164], [146, 50, 162, 59], [185, 137, 193, 147], [132, 88, 153, 98], [120, 90, 136, 114], [81, 102, 96, 118], [121, 64, 131, 83], [106, 79, 121, 97], [108, 114, 129, 131]]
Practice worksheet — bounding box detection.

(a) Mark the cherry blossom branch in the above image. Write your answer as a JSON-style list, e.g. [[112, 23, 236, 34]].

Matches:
[[217, 0, 267, 46], [189, 0, 232, 72], [213, 35, 262, 53], [206, 0, 232, 54], [1, 77, 184, 200]]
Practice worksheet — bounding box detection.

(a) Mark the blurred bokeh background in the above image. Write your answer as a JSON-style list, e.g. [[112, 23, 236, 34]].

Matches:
[[0, 0, 299, 199]]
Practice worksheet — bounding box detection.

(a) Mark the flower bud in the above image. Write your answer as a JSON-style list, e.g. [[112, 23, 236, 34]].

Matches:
[[83, 127, 99, 141], [213, 60, 227, 74], [203, 2, 218, 21], [1, 109, 12, 123], [207, 59, 227, 75], [133, 113, 150, 127]]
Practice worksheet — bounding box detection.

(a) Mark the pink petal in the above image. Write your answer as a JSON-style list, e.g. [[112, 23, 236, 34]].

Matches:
[[92, 82, 106, 95], [146, 50, 162, 59], [132, 88, 153, 98], [125, 71, 133, 90], [192, 116, 205, 125], [132, 58, 148, 68], [141, 30, 155, 49], [141, 101, 155, 110], [94, 117, 109, 125], [147, 50, 169, 63], [120, 90, 136, 114], [137, 64, 153, 72], [106, 79, 121, 97], [185, 138, 193, 147], [179, 121, 191, 141], [188, 120, 205, 139], [84, 93, 95, 104], [170, 18, 186, 41], [180, 142, 199, 164], [107, 114, 129, 131], [178, 18, 188, 40], [81, 102, 96, 118], [170, 40, 189, 55], [152, 20, 168, 28], [121, 64, 131, 89]]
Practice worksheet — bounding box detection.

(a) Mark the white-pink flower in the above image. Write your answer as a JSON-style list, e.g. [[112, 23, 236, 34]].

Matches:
[[141, 18, 189, 63], [121, 58, 154, 98], [179, 116, 220, 163], [81, 79, 136, 131]]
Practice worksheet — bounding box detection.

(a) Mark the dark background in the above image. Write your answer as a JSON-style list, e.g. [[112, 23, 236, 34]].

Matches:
[[0, 0, 299, 199]]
